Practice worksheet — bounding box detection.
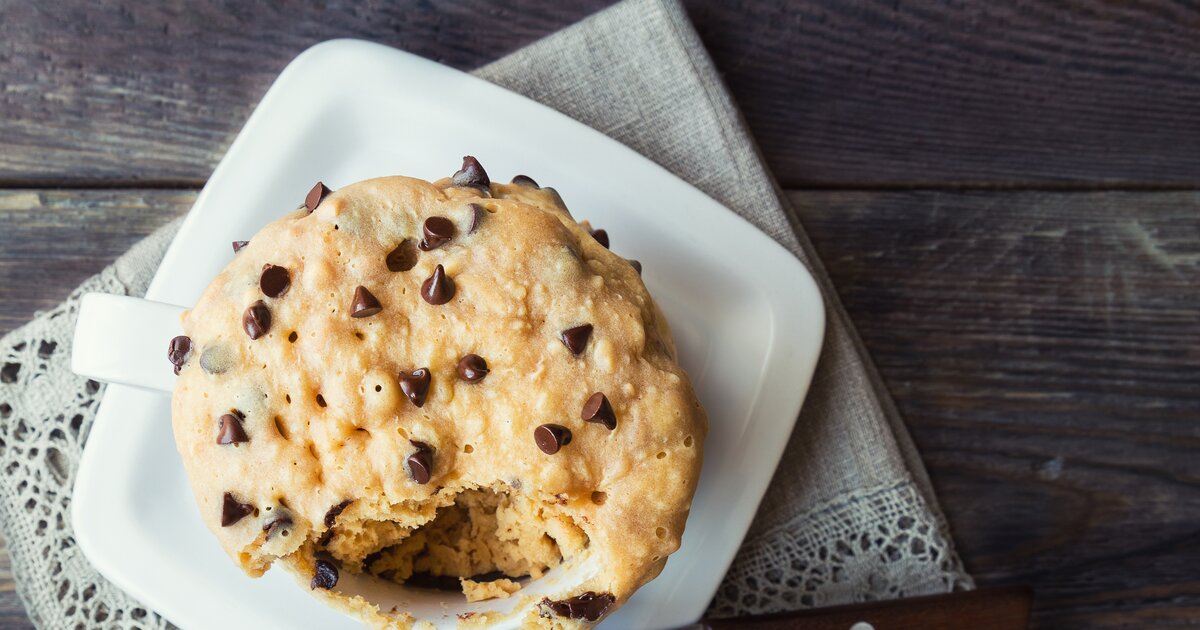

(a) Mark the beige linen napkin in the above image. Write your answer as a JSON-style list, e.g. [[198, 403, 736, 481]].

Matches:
[[0, 0, 970, 626]]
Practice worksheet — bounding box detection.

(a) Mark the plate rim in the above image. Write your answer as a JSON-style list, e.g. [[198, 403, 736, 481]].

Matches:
[[72, 38, 826, 629]]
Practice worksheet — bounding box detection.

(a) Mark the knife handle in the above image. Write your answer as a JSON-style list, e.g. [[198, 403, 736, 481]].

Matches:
[[690, 586, 1032, 630]]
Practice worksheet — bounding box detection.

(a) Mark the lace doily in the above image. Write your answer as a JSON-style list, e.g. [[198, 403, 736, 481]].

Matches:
[[0, 265, 169, 629], [706, 481, 971, 617]]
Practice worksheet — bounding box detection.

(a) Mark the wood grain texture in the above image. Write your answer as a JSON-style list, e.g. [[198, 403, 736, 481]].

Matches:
[[0, 535, 34, 630], [789, 189, 1200, 629], [2, 1, 1200, 628], [0, 191, 189, 336], [4, 1, 1200, 187], [701, 586, 1031, 630], [0, 0, 609, 187]]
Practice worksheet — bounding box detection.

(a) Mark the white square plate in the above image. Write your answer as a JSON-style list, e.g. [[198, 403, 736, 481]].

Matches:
[[72, 40, 824, 629]]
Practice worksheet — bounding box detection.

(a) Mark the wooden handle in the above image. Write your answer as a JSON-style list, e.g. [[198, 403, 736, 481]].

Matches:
[[687, 586, 1032, 630]]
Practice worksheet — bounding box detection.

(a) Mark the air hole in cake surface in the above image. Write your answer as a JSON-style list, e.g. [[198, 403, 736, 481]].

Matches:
[[288, 331, 298, 343], [656, 451, 667, 459], [355, 332, 365, 340], [274, 417, 289, 440], [285, 394, 292, 404], [655, 527, 666, 539], [462, 444, 473, 454], [684, 435, 694, 447], [316, 394, 327, 408], [590, 491, 607, 506], [310, 487, 589, 606]]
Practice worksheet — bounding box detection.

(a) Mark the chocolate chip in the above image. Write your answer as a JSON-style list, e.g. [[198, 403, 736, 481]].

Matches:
[[468, 203, 486, 234], [451, 155, 490, 191], [243, 301, 271, 340], [560, 324, 593, 355], [262, 510, 293, 539], [350, 286, 382, 318], [221, 492, 255, 527], [232, 240, 249, 253], [311, 559, 339, 590], [398, 368, 431, 407], [167, 335, 192, 375], [216, 413, 249, 444], [260, 264, 291, 298], [582, 393, 617, 430], [590, 228, 610, 249], [418, 216, 456, 251], [456, 354, 489, 382], [630, 259, 642, 275], [420, 264, 455, 305], [385, 239, 418, 272], [305, 181, 331, 213], [324, 500, 353, 528], [534, 424, 572, 455], [542, 592, 615, 621], [511, 174, 540, 188], [407, 441, 433, 484], [199, 345, 231, 374]]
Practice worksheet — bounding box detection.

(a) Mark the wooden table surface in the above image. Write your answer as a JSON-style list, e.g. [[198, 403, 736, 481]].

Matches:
[[2, 1, 1198, 628]]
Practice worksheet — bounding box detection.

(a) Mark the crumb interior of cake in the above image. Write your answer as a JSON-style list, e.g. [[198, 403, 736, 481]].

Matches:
[[318, 488, 589, 600]]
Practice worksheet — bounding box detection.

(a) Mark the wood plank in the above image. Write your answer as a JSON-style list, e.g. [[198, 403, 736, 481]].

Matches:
[[690, 0, 1200, 186], [3, 1, 1200, 187], [0, 1, 610, 187], [0, 190, 189, 336], [788, 189, 1200, 629], [701, 587, 1032, 630], [0, 535, 34, 630]]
